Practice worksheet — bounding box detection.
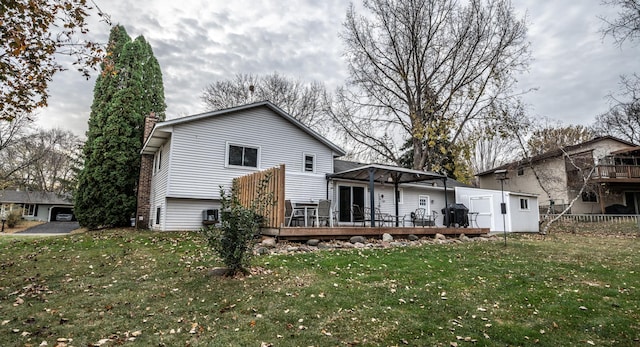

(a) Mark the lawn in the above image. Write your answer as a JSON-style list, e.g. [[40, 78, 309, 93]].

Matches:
[[0, 226, 638, 346]]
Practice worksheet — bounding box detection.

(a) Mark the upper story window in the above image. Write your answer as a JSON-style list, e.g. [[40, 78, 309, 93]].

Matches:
[[227, 143, 259, 168], [582, 191, 597, 202], [517, 167, 524, 176], [154, 147, 163, 174], [303, 153, 315, 173], [519, 198, 529, 210]]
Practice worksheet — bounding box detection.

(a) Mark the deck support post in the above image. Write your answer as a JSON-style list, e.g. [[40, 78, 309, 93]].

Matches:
[[368, 167, 376, 227], [394, 179, 400, 227]]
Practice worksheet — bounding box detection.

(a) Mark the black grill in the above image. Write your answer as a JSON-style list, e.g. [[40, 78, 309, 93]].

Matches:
[[442, 203, 469, 227]]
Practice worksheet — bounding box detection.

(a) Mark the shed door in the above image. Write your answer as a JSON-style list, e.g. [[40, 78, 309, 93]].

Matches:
[[469, 196, 493, 229]]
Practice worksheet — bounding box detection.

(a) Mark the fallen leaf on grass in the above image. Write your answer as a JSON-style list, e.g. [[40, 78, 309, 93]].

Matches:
[[14, 297, 24, 306], [92, 338, 111, 346]]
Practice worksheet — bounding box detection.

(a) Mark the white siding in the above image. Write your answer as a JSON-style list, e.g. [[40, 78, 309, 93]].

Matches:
[[456, 187, 539, 233], [509, 194, 540, 232], [167, 107, 335, 200], [329, 180, 452, 227], [401, 185, 452, 227], [150, 139, 171, 230], [164, 198, 220, 231], [286, 172, 328, 202]]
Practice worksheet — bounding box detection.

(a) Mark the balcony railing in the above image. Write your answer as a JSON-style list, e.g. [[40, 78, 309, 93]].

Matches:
[[591, 165, 640, 180]]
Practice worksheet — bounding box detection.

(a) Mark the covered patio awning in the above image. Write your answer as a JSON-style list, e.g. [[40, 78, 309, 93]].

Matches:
[[327, 164, 448, 227]]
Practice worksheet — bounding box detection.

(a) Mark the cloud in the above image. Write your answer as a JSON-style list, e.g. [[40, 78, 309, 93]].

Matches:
[[35, 0, 640, 137]]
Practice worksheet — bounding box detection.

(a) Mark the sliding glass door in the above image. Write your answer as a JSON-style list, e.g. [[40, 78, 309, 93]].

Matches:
[[338, 185, 365, 223]]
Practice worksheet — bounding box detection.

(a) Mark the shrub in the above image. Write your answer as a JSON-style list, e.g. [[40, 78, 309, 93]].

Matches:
[[201, 175, 274, 276], [6, 210, 22, 228]]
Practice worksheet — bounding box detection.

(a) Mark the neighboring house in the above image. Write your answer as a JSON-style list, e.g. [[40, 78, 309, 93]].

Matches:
[[476, 136, 640, 214], [0, 189, 74, 222], [137, 101, 346, 231]]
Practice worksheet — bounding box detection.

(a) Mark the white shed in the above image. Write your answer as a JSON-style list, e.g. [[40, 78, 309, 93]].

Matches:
[[455, 187, 539, 233]]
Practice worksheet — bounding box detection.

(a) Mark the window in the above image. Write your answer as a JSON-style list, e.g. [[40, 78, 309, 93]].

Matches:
[[395, 188, 404, 204], [155, 207, 161, 225], [22, 204, 36, 217], [154, 148, 163, 173], [227, 144, 259, 168], [303, 153, 315, 172], [519, 198, 529, 210], [517, 167, 524, 176], [581, 191, 597, 202]]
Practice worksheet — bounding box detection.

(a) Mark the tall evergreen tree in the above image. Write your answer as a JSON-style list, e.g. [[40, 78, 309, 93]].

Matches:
[[75, 26, 166, 229]]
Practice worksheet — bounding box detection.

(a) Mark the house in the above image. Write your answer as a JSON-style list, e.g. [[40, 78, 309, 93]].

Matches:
[[0, 189, 74, 222], [138, 101, 489, 231], [137, 101, 346, 231], [476, 136, 640, 215]]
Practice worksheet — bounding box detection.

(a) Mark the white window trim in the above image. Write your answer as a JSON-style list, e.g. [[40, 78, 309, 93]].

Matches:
[[155, 205, 162, 225], [302, 153, 316, 173], [22, 203, 36, 217], [395, 188, 404, 204], [519, 198, 530, 211], [154, 146, 163, 174], [418, 195, 430, 211], [225, 142, 261, 169]]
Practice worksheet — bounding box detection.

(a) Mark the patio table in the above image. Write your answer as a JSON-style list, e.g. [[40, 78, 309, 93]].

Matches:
[[293, 201, 319, 227]]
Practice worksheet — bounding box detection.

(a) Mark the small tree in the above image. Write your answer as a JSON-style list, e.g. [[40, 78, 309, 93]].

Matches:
[[202, 175, 274, 276]]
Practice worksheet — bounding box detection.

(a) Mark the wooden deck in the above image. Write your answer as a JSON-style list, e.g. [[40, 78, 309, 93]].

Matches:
[[262, 226, 490, 240]]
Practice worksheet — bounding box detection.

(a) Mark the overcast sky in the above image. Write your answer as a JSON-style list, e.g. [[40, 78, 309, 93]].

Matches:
[[36, 0, 640, 138]]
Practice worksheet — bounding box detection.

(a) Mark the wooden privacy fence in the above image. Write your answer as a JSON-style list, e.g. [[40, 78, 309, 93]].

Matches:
[[233, 164, 285, 228]]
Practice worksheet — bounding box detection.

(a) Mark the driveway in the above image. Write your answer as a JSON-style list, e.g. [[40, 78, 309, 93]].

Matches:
[[17, 221, 80, 235]]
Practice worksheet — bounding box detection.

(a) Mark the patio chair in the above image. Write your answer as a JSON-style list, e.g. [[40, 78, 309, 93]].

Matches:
[[411, 208, 435, 227], [313, 199, 332, 227], [352, 204, 365, 226], [285, 200, 305, 227], [364, 206, 390, 226]]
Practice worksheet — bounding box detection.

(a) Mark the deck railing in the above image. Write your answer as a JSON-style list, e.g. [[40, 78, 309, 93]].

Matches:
[[592, 165, 640, 179], [541, 213, 640, 224]]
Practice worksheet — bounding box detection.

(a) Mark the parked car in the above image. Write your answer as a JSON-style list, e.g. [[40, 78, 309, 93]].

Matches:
[[56, 213, 73, 221]]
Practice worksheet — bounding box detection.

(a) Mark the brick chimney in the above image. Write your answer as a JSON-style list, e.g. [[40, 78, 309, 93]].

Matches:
[[136, 113, 159, 229]]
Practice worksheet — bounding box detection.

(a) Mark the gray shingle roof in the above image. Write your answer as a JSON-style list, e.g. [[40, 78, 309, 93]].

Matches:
[[0, 190, 73, 205]]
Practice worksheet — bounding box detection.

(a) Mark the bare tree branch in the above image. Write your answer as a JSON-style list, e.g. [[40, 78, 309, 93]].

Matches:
[[332, 0, 530, 173]]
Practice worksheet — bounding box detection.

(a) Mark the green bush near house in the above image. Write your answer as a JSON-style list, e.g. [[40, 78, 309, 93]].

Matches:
[[6, 210, 22, 228], [201, 175, 274, 276]]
